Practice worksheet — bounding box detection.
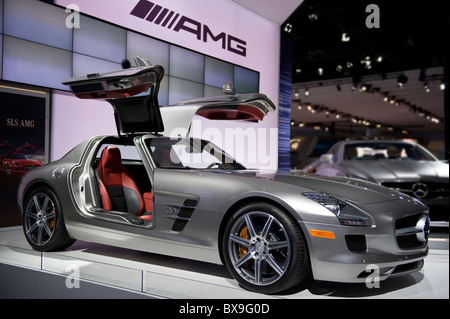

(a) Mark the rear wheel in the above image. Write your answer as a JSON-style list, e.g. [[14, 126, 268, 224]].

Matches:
[[222, 202, 309, 294], [23, 187, 75, 251]]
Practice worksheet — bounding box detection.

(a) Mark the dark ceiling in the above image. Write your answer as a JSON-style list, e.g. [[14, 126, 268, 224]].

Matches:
[[281, 0, 448, 152], [282, 0, 448, 83]]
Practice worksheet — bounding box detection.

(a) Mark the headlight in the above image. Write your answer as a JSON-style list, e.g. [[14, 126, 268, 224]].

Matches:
[[303, 192, 373, 227]]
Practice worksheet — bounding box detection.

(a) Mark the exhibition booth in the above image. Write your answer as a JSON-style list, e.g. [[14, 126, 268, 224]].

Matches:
[[0, 0, 448, 299]]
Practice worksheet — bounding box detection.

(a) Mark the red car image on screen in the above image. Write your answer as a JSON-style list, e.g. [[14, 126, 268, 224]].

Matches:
[[1, 153, 42, 175]]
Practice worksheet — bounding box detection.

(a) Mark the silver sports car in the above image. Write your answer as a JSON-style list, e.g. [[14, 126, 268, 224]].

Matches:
[[18, 60, 430, 294], [307, 139, 449, 222]]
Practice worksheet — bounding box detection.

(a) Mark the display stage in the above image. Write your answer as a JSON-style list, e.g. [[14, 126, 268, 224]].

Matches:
[[0, 226, 448, 299]]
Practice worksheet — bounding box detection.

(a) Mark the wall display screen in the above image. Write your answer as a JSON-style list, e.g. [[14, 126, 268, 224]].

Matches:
[[0, 0, 259, 99], [0, 87, 49, 227]]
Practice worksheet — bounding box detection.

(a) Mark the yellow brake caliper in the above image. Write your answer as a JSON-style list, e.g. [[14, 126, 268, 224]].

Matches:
[[48, 209, 55, 229], [238, 226, 253, 269]]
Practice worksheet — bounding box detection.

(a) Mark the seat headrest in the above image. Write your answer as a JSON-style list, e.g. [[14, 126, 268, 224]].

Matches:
[[99, 146, 123, 173]]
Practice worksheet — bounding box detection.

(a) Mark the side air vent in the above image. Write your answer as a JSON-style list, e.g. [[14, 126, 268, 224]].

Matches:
[[171, 199, 198, 232]]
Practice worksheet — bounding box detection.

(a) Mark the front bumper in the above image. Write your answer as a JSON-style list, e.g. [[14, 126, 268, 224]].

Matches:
[[300, 216, 429, 283]]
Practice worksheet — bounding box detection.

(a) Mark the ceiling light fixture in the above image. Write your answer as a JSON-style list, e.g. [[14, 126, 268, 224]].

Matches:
[[308, 13, 318, 21], [284, 23, 293, 33], [341, 32, 350, 42]]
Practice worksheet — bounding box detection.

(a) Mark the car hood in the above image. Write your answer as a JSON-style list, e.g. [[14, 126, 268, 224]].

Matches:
[[203, 169, 403, 205], [339, 160, 449, 182]]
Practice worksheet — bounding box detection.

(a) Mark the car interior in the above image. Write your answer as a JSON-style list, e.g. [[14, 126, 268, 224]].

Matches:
[[91, 138, 154, 226]]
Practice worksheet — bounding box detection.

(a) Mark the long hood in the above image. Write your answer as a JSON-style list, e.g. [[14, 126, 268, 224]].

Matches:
[[340, 160, 449, 182], [189, 169, 404, 205], [276, 171, 402, 204]]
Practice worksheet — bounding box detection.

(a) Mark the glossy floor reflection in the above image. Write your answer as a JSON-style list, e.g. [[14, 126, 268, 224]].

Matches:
[[0, 226, 448, 299]]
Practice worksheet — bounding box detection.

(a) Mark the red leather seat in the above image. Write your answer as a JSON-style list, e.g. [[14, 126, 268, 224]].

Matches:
[[97, 146, 152, 220]]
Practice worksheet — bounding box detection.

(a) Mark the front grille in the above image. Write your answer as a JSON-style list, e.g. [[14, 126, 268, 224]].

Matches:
[[345, 235, 367, 253], [381, 181, 449, 200], [395, 214, 429, 249]]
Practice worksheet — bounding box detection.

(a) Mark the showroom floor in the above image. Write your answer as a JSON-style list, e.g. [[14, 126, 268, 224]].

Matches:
[[0, 226, 448, 299]]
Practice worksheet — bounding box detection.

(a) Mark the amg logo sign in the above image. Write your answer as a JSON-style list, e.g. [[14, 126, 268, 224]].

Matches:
[[130, 0, 247, 57]]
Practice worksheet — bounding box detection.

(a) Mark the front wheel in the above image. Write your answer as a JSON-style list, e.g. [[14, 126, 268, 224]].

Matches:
[[222, 203, 309, 294], [23, 187, 75, 251]]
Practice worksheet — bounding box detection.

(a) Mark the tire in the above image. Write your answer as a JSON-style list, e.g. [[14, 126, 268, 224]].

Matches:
[[23, 187, 75, 251], [222, 202, 309, 294]]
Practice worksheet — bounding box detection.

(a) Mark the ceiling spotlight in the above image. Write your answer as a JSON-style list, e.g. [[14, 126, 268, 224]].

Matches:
[[336, 65, 343, 72], [431, 117, 440, 124], [376, 56, 383, 63], [305, 89, 310, 96], [440, 83, 446, 90], [296, 68, 302, 73], [346, 61, 353, 68], [284, 23, 293, 33], [317, 67, 324, 76], [341, 33, 350, 42], [361, 57, 372, 69], [308, 13, 318, 21], [424, 83, 430, 93]]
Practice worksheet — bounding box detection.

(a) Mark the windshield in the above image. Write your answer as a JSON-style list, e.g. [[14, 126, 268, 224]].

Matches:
[[146, 137, 246, 170], [343, 142, 435, 161]]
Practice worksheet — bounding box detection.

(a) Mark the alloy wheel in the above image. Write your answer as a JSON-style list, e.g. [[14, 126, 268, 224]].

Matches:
[[227, 211, 291, 286], [24, 192, 56, 247]]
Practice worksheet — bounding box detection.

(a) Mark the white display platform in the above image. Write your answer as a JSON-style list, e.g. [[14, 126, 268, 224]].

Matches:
[[0, 226, 448, 299]]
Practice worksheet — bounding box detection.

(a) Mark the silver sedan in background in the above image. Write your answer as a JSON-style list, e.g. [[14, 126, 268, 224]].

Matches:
[[306, 139, 449, 222]]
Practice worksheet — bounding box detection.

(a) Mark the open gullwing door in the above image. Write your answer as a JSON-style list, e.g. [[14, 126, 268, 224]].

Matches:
[[62, 58, 165, 135]]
